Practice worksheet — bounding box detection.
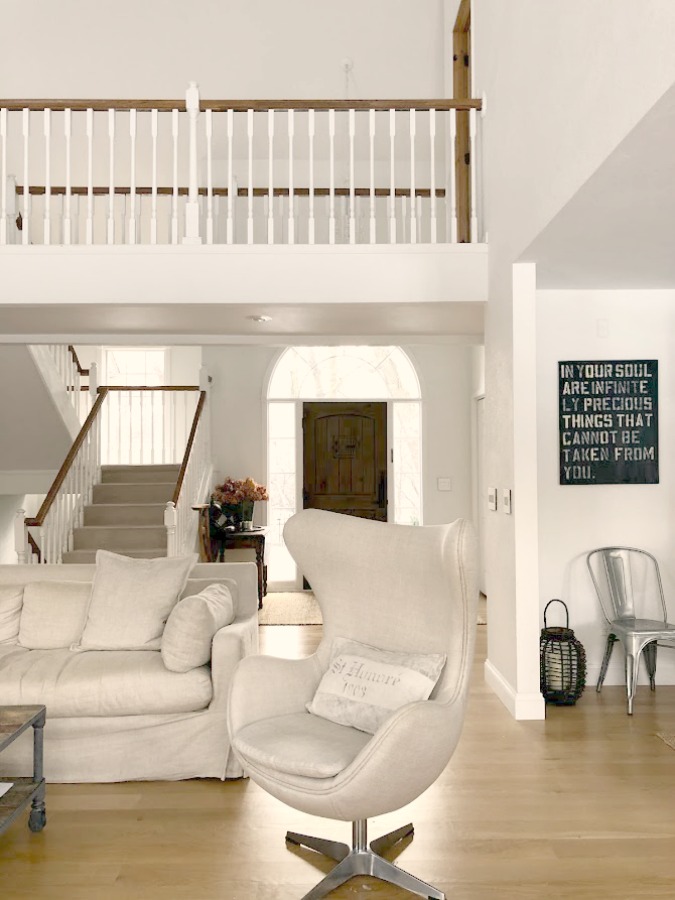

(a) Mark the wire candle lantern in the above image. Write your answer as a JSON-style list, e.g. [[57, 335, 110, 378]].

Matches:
[[540, 599, 586, 705]]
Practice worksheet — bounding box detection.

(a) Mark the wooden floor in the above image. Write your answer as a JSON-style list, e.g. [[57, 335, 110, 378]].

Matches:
[[2, 623, 675, 899]]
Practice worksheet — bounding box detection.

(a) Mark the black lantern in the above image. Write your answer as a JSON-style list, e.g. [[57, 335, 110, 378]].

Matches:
[[540, 599, 586, 705]]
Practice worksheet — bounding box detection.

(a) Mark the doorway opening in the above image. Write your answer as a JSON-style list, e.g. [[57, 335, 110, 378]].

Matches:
[[266, 346, 422, 589]]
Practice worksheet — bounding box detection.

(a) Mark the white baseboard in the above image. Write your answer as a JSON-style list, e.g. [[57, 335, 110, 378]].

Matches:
[[484, 659, 545, 720]]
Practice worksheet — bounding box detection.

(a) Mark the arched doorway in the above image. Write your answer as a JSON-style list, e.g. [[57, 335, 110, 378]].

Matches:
[[266, 345, 422, 588]]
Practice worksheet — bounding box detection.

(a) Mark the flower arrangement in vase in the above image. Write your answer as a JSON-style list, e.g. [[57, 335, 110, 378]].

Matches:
[[211, 477, 269, 532]]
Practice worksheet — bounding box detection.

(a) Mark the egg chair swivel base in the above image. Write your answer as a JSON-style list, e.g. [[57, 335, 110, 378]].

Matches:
[[286, 820, 443, 900]]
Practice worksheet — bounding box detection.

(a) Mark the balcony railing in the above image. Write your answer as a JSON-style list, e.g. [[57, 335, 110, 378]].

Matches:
[[0, 85, 483, 248]]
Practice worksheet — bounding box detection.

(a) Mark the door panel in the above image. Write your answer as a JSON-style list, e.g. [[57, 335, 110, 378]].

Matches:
[[303, 401, 387, 521]]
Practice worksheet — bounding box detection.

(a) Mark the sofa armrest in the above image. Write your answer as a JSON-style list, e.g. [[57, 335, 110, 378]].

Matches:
[[228, 653, 323, 735], [208, 615, 259, 711]]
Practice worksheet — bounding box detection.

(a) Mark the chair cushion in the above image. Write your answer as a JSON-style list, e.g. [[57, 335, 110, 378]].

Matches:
[[74, 550, 197, 651], [0, 644, 212, 717], [0, 585, 23, 644], [307, 637, 446, 734], [162, 582, 235, 673], [18, 581, 91, 649], [233, 711, 371, 778]]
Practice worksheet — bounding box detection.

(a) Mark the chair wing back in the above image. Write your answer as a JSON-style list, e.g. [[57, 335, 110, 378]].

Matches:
[[587, 547, 667, 624], [283, 510, 478, 702]]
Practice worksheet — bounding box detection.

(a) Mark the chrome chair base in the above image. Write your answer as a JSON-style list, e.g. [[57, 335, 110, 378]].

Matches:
[[287, 819, 445, 900]]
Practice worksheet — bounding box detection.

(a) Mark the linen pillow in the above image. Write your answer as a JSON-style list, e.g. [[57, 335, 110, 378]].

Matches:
[[307, 637, 447, 734], [161, 582, 235, 673], [74, 550, 197, 651], [0, 585, 23, 644], [19, 581, 91, 649]]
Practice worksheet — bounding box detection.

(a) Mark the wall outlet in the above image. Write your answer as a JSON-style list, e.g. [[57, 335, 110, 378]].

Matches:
[[502, 488, 512, 514], [488, 487, 498, 511]]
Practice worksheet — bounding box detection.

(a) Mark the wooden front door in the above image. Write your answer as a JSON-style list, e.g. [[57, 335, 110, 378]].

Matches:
[[302, 402, 387, 521]]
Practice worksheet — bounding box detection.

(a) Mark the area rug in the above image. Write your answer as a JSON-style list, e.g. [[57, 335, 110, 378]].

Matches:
[[259, 592, 322, 625], [656, 732, 675, 751]]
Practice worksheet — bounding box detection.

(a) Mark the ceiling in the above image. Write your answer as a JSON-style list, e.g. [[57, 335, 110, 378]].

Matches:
[[523, 81, 675, 289], [0, 300, 485, 345]]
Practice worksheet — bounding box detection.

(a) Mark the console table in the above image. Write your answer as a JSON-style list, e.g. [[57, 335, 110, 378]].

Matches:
[[0, 705, 46, 836], [193, 505, 267, 609]]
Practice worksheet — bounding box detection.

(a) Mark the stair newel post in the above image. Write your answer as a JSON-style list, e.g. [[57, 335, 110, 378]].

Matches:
[[183, 82, 202, 245], [199, 366, 211, 475], [165, 501, 178, 557], [15, 509, 27, 564]]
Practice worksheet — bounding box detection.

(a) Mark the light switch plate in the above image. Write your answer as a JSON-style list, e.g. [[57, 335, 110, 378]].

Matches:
[[488, 487, 498, 511], [437, 477, 452, 492], [502, 488, 512, 514]]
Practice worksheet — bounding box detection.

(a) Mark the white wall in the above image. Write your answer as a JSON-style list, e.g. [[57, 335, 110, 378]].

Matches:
[[537, 289, 675, 686], [2, 1, 446, 100], [471, 0, 675, 715]]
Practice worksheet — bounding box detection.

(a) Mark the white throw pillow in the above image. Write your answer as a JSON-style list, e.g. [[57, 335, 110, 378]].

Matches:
[[0, 585, 23, 644], [19, 581, 91, 649], [161, 582, 235, 673], [307, 637, 446, 734], [74, 550, 197, 651]]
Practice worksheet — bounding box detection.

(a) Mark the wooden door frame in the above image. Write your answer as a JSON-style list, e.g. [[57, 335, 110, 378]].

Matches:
[[453, 0, 472, 243]]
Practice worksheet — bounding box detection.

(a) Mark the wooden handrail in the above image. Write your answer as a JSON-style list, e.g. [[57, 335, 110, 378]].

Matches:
[[101, 385, 200, 392], [0, 98, 482, 113], [68, 344, 89, 376], [18, 185, 447, 199], [26, 387, 108, 527], [172, 391, 207, 506]]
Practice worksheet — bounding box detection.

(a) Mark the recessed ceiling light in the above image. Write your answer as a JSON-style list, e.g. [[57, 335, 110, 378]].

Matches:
[[248, 315, 272, 323]]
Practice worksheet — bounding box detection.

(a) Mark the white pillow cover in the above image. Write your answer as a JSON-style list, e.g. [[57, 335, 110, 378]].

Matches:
[[74, 550, 197, 651], [0, 585, 23, 644], [161, 582, 235, 673], [19, 581, 91, 649], [307, 637, 446, 734]]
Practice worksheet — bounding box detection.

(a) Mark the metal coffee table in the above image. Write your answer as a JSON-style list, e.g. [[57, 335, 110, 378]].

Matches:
[[0, 705, 46, 835]]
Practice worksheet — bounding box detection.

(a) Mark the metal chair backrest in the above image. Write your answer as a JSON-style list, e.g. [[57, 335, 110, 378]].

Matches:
[[586, 547, 667, 625]]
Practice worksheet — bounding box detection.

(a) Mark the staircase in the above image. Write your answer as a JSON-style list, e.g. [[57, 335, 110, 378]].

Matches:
[[61, 464, 180, 563]]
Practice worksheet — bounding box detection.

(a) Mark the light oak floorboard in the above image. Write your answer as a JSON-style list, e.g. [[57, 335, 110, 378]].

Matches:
[[1, 623, 675, 898]]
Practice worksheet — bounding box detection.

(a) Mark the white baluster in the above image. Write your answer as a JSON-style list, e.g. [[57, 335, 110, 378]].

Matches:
[[171, 108, 179, 244], [328, 108, 336, 244], [22, 108, 30, 245], [205, 108, 214, 245], [183, 82, 202, 244], [86, 108, 94, 245], [348, 108, 356, 244], [139, 391, 144, 464], [247, 108, 254, 244], [43, 109, 52, 245], [389, 108, 396, 244], [226, 108, 234, 244], [63, 108, 72, 244], [0, 108, 6, 245], [469, 107, 478, 242], [150, 108, 158, 245], [107, 109, 115, 244], [267, 109, 274, 244], [369, 108, 376, 244], [429, 108, 437, 244], [150, 389, 156, 464], [308, 109, 315, 245], [287, 109, 295, 244], [409, 108, 416, 245], [128, 109, 137, 244], [448, 109, 458, 244], [163, 391, 169, 464]]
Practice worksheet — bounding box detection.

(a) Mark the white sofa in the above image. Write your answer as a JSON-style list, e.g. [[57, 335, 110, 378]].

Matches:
[[0, 560, 259, 783]]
